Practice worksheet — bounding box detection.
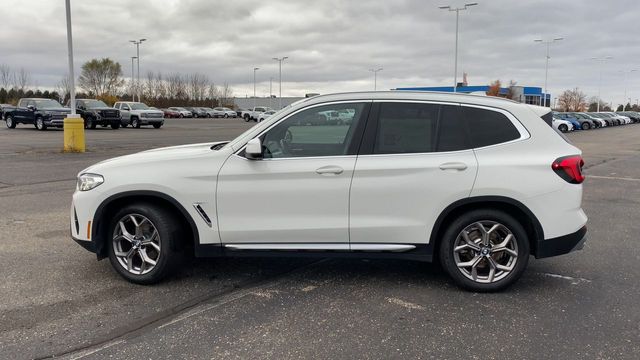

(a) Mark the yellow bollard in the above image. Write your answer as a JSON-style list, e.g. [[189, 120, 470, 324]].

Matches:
[[63, 114, 86, 153]]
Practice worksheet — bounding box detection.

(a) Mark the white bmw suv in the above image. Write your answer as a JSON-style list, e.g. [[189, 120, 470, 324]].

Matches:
[[71, 91, 588, 292]]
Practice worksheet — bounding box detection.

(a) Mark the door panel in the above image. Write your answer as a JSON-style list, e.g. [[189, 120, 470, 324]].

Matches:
[[349, 151, 477, 244], [217, 155, 357, 244], [216, 101, 370, 245]]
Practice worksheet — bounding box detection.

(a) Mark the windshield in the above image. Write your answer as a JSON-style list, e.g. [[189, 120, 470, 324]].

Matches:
[[131, 103, 149, 110], [84, 100, 108, 108], [34, 99, 63, 108]]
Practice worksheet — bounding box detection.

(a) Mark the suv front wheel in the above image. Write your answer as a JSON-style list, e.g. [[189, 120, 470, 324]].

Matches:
[[107, 203, 183, 284], [439, 209, 529, 292]]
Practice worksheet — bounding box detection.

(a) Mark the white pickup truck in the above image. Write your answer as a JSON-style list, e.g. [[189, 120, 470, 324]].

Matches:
[[241, 106, 273, 122]]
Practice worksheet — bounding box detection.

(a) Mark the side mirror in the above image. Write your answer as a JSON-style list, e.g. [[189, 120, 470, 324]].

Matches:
[[245, 138, 263, 160], [27, 105, 35, 111]]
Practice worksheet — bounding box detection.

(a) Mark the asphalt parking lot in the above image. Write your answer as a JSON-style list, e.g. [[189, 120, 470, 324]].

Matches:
[[1, 119, 639, 359]]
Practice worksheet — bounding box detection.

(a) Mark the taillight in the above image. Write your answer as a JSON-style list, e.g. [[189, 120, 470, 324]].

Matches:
[[552, 155, 585, 184]]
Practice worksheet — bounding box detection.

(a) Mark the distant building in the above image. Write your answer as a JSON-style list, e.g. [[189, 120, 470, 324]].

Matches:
[[394, 85, 552, 107]]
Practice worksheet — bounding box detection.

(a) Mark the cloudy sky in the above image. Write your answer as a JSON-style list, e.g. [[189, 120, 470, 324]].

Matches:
[[2, 0, 639, 105]]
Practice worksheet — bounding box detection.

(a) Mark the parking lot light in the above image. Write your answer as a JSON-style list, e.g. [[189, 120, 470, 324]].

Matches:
[[130, 56, 137, 101], [591, 56, 613, 112], [618, 69, 637, 107], [253, 67, 259, 110], [368, 68, 383, 91], [439, 2, 478, 93], [63, 0, 84, 153], [534, 37, 563, 107], [130, 39, 147, 102], [273, 57, 288, 109]]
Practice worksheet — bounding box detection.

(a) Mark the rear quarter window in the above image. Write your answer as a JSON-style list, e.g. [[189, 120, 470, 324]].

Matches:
[[462, 106, 520, 148]]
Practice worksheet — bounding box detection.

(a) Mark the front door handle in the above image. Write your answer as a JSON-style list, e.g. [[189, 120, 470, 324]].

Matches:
[[316, 165, 344, 175], [439, 162, 468, 171]]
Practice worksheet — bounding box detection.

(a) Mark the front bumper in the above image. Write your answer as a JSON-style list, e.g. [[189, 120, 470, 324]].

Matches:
[[140, 118, 164, 125], [534, 225, 587, 258]]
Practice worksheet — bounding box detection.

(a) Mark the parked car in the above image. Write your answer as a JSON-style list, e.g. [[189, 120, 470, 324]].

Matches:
[[258, 110, 277, 122], [185, 107, 207, 118], [0, 103, 15, 119], [198, 107, 216, 118], [242, 106, 272, 122], [552, 117, 573, 132], [554, 112, 593, 130], [587, 112, 616, 126], [603, 112, 631, 124], [568, 112, 605, 128], [113, 101, 164, 128], [4, 98, 71, 130], [617, 111, 640, 122], [212, 107, 238, 118], [71, 91, 587, 292], [168, 107, 192, 118], [67, 99, 121, 129], [162, 108, 181, 118]]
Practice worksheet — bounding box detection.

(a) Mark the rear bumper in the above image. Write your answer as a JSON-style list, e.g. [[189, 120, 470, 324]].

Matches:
[[534, 225, 587, 258]]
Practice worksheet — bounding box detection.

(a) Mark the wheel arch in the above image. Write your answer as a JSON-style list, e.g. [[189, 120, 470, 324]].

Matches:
[[429, 196, 544, 259], [91, 191, 199, 259]]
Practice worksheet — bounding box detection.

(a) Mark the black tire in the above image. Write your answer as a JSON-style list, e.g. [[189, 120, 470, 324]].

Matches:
[[88, 118, 97, 129], [131, 117, 140, 128], [224, 113, 229, 118], [559, 124, 568, 132], [5, 115, 16, 128], [107, 203, 184, 284], [244, 114, 250, 122], [153, 123, 162, 129], [35, 117, 47, 131], [111, 122, 120, 129], [438, 209, 530, 292], [206, 114, 211, 118], [180, 114, 184, 118], [581, 122, 590, 130]]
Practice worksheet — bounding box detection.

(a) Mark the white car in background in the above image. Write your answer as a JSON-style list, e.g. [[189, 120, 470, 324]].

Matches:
[[258, 110, 277, 122], [604, 112, 631, 124], [212, 107, 237, 118], [71, 91, 587, 292], [552, 118, 574, 133]]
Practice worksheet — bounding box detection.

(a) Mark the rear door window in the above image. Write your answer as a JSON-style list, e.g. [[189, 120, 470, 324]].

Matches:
[[373, 102, 439, 154], [462, 106, 520, 148]]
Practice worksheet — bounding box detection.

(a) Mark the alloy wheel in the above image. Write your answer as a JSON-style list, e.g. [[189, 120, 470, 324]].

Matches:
[[453, 221, 518, 284], [112, 214, 161, 275]]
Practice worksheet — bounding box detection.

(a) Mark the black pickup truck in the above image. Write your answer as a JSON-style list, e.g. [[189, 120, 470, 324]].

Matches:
[[3, 98, 71, 130], [70, 99, 122, 129]]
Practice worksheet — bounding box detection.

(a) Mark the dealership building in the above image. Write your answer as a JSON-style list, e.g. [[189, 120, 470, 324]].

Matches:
[[395, 85, 551, 106]]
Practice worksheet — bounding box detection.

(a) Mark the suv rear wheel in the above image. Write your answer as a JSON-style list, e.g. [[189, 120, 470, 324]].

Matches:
[[131, 117, 141, 128], [581, 122, 590, 130], [107, 203, 183, 284], [439, 209, 530, 292]]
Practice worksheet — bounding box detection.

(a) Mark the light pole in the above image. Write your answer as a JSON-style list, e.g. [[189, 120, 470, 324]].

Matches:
[[591, 56, 612, 112], [65, 0, 76, 114], [129, 38, 146, 101], [130, 56, 137, 101], [534, 37, 563, 107], [369, 68, 383, 90], [619, 69, 637, 108], [439, 2, 477, 93], [253, 67, 259, 110], [273, 56, 288, 109]]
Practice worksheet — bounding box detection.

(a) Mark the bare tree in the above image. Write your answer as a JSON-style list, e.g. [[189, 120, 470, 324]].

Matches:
[[16, 68, 31, 91], [506, 80, 518, 100], [219, 82, 234, 107], [55, 74, 73, 103], [558, 88, 587, 112], [0, 64, 12, 89], [187, 72, 209, 102]]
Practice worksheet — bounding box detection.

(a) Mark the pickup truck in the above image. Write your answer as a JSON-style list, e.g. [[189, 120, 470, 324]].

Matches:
[[3, 98, 71, 130], [113, 101, 164, 128], [241, 106, 273, 122], [68, 98, 122, 129]]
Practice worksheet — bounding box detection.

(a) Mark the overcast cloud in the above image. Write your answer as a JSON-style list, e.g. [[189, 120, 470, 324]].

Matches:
[[1, 0, 639, 105]]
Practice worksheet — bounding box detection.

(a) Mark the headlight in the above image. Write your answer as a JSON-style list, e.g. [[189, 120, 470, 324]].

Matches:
[[77, 173, 104, 191]]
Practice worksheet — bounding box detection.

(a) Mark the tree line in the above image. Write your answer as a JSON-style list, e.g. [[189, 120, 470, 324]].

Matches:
[[0, 59, 235, 108]]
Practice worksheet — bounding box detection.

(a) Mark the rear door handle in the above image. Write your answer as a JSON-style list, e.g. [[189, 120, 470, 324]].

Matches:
[[316, 165, 344, 175], [439, 162, 468, 171]]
